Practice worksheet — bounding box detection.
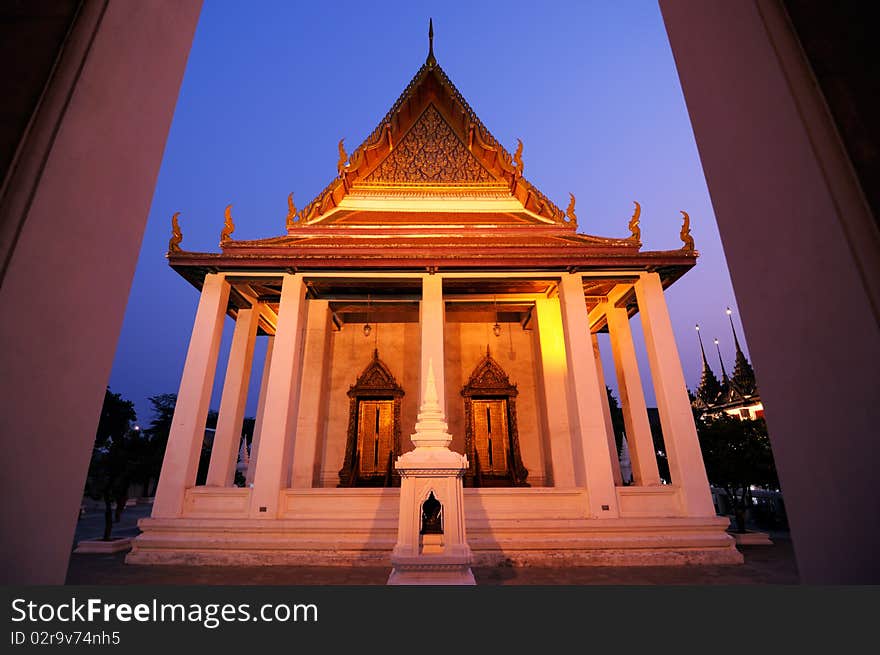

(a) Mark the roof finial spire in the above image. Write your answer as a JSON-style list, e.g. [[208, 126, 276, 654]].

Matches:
[[726, 307, 743, 355], [427, 18, 436, 66], [694, 325, 721, 406], [695, 324, 708, 366], [726, 307, 757, 396], [714, 337, 730, 383]]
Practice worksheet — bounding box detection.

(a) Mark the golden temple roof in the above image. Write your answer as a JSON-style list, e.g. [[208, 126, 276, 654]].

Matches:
[[167, 25, 700, 283], [296, 49, 570, 227]]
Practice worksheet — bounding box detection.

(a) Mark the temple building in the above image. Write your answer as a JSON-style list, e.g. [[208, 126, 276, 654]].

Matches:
[[128, 28, 740, 567], [693, 311, 763, 421]]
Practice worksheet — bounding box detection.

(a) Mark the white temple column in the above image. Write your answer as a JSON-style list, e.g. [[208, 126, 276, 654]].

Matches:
[[152, 273, 230, 518], [291, 299, 332, 488], [533, 296, 576, 487], [635, 272, 714, 515], [420, 275, 446, 412], [607, 305, 661, 486], [249, 274, 307, 517], [592, 332, 624, 486], [557, 273, 619, 517], [246, 335, 274, 486], [206, 306, 259, 486]]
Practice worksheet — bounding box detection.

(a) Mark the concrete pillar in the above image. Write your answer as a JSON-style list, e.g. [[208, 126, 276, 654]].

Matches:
[[592, 332, 624, 486], [557, 273, 619, 517], [533, 296, 576, 487], [634, 272, 714, 516], [152, 274, 230, 518], [660, 0, 880, 584], [246, 335, 274, 486], [206, 306, 259, 486], [0, 0, 202, 584], [420, 275, 446, 411], [606, 305, 661, 486], [249, 274, 307, 517], [291, 300, 332, 488]]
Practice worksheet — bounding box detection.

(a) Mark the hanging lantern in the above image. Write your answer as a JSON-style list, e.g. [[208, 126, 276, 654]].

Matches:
[[363, 293, 372, 337]]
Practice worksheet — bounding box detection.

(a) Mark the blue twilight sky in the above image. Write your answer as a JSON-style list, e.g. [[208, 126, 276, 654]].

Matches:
[[108, 0, 751, 425]]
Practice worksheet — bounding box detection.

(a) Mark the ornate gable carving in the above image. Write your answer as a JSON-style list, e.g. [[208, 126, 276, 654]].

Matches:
[[461, 351, 518, 397], [365, 104, 494, 184], [348, 350, 405, 397]]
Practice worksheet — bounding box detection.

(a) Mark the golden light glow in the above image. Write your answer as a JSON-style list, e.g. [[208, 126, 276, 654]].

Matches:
[[536, 297, 566, 371]]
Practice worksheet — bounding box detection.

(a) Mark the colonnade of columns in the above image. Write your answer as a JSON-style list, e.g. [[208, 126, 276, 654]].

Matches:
[[151, 270, 714, 520]]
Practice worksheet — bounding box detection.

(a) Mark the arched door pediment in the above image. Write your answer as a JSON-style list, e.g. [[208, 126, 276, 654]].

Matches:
[[338, 350, 404, 487], [460, 350, 528, 487]]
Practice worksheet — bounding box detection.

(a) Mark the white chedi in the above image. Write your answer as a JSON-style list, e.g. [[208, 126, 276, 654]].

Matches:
[[408, 359, 455, 450], [236, 436, 249, 474], [619, 432, 633, 484]]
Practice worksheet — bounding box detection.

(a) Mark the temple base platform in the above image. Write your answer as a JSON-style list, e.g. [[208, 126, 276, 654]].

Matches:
[[126, 487, 742, 567]]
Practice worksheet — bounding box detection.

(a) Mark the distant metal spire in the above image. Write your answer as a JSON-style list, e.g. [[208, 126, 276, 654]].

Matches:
[[427, 18, 436, 66]]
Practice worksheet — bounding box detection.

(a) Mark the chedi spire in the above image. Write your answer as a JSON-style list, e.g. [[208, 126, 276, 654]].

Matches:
[[694, 325, 720, 406], [726, 307, 756, 396]]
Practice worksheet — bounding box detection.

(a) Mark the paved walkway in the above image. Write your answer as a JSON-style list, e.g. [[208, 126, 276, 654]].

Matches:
[[67, 501, 799, 585]]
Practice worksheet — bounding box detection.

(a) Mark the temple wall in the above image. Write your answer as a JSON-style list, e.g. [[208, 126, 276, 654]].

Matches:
[[314, 319, 548, 487], [445, 322, 548, 487], [318, 322, 421, 486]]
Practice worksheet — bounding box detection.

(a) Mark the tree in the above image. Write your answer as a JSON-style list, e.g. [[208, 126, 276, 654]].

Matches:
[[195, 409, 219, 485], [128, 393, 177, 497], [141, 393, 215, 488], [606, 387, 625, 455], [141, 393, 254, 489], [696, 414, 778, 532], [606, 387, 670, 484], [84, 388, 138, 540]]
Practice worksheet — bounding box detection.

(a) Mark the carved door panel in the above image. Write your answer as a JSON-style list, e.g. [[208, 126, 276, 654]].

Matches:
[[472, 399, 509, 475], [356, 400, 394, 476]]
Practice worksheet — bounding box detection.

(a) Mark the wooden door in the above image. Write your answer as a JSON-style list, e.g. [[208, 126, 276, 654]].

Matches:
[[472, 399, 509, 475], [356, 399, 395, 476]]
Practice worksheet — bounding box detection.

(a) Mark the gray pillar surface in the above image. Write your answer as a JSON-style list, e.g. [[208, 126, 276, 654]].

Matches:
[[660, 0, 880, 583], [0, 0, 203, 584]]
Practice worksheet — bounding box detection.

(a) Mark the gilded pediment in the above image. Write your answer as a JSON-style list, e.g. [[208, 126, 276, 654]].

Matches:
[[297, 57, 569, 225], [364, 105, 494, 184], [461, 352, 518, 397], [348, 350, 405, 397]]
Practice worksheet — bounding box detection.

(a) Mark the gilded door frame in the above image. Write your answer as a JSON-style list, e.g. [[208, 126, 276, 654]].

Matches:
[[338, 349, 404, 487], [460, 350, 529, 486]]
